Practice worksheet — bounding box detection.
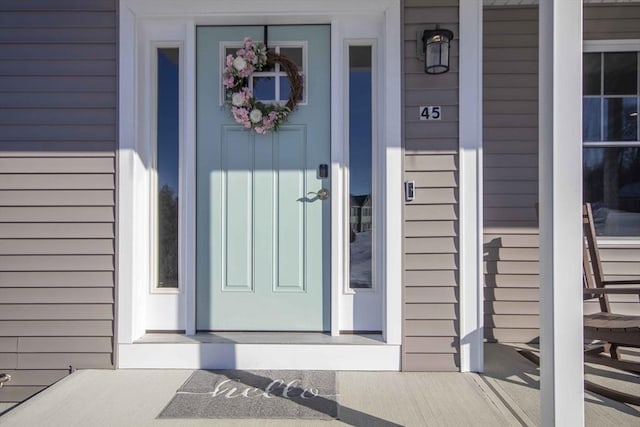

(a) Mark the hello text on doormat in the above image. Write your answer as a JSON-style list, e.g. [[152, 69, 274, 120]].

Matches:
[[159, 370, 338, 419]]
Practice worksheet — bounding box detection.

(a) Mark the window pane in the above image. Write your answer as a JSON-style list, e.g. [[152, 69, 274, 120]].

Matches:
[[223, 48, 238, 101], [604, 97, 637, 141], [253, 76, 275, 100], [604, 52, 637, 95], [584, 147, 640, 236], [263, 47, 276, 72], [279, 76, 291, 101], [583, 53, 601, 96], [349, 46, 373, 289], [583, 98, 601, 141], [280, 47, 303, 69], [157, 48, 179, 288]]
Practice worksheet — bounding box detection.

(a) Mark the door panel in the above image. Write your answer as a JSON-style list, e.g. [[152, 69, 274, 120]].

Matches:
[[196, 25, 330, 331], [221, 128, 252, 291]]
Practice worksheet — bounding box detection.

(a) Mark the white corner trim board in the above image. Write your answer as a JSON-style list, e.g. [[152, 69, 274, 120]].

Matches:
[[459, 0, 484, 373]]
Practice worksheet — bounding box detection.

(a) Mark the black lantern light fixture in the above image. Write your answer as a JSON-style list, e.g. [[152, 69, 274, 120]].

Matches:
[[421, 26, 454, 74]]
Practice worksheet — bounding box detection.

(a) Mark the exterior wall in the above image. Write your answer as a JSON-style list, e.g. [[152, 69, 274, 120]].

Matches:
[[483, 3, 640, 343], [483, 6, 540, 343], [402, 0, 460, 371], [0, 0, 116, 404]]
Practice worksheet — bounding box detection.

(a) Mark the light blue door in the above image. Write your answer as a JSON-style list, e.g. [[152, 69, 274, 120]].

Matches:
[[196, 26, 331, 331]]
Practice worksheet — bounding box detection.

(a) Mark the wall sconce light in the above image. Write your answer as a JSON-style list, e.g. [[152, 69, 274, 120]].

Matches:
[[420, 26, 454, 74]]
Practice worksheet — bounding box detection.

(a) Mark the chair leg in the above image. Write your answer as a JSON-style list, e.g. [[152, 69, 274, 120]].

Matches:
[[607, 343, 621, 360]]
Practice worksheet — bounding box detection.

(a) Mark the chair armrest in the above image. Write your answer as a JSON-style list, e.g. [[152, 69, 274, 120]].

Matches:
[[601, 279, 640, 286], [584, 287, 640, 295]]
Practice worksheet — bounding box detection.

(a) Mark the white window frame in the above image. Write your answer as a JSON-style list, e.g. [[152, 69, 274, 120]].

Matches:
[[118, 0, 402, 357], [150, 42, 183, 295], [583, 39, 640, 245], [219, 41, 309, 106], [344, 40, 378, 296]]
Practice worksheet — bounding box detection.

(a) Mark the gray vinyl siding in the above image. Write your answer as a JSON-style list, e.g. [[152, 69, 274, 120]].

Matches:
[[403, 0, 460, 371], [0, 0, 116, 404], [483, 6, 539, 343], [483, 4, 640, 343]]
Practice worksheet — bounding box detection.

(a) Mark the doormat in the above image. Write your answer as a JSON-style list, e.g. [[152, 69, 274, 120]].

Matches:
[[159, 370, 338, 419]]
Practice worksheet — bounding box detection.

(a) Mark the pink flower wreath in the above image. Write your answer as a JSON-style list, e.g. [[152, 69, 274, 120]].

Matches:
[[223, 38, 303, 134]]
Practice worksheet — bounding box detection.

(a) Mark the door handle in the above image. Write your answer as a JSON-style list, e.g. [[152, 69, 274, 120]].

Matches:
[[308, 188, 330, 201]]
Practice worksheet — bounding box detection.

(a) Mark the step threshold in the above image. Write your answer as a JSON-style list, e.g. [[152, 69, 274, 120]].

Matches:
[[119, 332, 400, 370]]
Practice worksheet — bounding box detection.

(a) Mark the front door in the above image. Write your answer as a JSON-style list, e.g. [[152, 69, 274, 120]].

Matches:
[[196, 25, 331, 331]]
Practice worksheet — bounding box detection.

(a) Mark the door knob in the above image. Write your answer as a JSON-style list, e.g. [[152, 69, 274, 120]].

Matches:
[[308, 188, 330, 200]]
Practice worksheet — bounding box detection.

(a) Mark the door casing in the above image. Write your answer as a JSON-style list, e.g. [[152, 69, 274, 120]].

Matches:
[[118, 0, 402, 347]]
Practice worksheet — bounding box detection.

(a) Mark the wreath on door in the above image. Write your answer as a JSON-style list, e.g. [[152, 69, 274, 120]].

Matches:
[[223, 38, 303, 134]]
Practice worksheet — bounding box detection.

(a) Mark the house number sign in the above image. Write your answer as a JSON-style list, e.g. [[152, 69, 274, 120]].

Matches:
[[419, 105, 441, 120]]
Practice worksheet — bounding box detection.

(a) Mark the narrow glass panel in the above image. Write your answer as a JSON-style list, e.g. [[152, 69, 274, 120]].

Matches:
[[583, 53, 601, 96], [604, 52, 637, 95], [157, 47, 179, 288], [253, 76, 275, 101], [583, 98, 601, 141], [584, 147, 640, 236], [604, 97, 637, 141], [348, 46, 373, 289]]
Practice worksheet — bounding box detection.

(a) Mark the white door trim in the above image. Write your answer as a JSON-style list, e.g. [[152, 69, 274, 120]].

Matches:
[[118, 0, 402, 367]]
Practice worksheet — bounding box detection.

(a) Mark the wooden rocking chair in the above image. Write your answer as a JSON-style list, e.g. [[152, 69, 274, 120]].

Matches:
[[582, 203, 640, 405], [520, 203, 640, 406]]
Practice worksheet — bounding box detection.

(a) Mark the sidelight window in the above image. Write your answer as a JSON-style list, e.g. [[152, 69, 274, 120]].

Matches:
[[348, 45, 374, 289], [155, 47, 180, 288]]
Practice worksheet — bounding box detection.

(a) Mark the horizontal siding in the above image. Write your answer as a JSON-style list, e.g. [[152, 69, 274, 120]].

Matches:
[[0, 288, 113, 304], [0, 174, 114, 189], [0, 338, 18, 353], [403, 0, 460, 372], [0, 239, 113, 255], [0, 141, 115, 157], [584, 4, 640, 40], [0, 321, 112, 337], [0, 0, 116, 404], [0, 224, 114, 238], [0, 255, 114, 271], [0, 271, 113, 287], [404, 354, 459, 372], [0, 207, 114, 222], [483, 6, 539, 344], [0, 304, 114, 320], [0, 158, 114, 173], [0, 190, 114, 206]]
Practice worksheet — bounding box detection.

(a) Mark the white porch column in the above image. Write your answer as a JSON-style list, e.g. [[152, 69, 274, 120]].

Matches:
[[538, 1, 584, 426], [459, 0, 483, 373]]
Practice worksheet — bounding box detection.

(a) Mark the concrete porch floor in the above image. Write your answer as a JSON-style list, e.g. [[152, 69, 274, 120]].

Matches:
[[0, 344, 638, 426]]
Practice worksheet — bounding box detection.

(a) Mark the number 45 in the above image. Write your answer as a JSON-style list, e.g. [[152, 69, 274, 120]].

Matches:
[[419, 106, 441, 120]]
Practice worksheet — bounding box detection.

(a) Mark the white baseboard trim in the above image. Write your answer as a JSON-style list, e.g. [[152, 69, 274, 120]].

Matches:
[[118, 343, 401, 370]]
